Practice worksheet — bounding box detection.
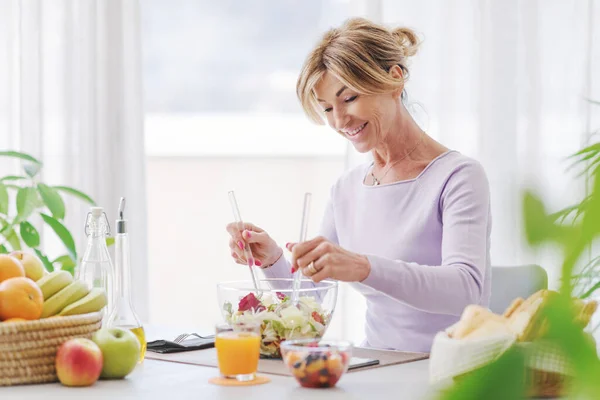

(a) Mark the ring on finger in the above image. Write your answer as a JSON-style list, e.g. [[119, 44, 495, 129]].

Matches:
[[308, 262, 317, 275]]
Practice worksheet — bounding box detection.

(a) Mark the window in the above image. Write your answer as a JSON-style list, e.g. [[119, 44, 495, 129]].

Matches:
[[141, 0, 357, 339]]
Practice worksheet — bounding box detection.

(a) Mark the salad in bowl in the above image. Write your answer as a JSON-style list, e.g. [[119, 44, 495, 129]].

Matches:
[[217, 278, 338, 358]]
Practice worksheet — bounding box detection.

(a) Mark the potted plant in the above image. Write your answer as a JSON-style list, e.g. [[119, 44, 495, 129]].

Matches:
[[0, 151, 96, 275]]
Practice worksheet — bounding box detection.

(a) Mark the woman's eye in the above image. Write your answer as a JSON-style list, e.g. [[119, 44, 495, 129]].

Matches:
[[324, 107, 333, 113], [344, 95, 358, 103]]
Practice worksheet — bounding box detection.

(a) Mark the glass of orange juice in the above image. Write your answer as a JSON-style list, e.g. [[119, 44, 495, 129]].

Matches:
[[215, 322, 261, 381]]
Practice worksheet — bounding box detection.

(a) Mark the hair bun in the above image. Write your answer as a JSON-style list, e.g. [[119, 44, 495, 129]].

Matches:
[[391, 27, 420, 57]]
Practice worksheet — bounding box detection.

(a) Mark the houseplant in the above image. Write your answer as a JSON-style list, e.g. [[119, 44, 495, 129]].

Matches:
[[0, 151, 96, 275], [440, 100, 600, 399]]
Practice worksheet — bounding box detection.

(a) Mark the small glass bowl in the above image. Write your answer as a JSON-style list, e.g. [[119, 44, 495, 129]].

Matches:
[[280, 338, 353, 388]]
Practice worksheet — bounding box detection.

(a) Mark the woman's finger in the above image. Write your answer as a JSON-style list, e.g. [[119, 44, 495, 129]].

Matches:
[[309, 264, 330, 283], [229, 238, 245, 252], [296, 241, 332, 270], [232, 251, 246, 265], [291, 236, 326, 260], [226, 223, 245, 243], [290, 237, 328, 272], [242, 230, 270, 245], [301, 262, 319, 277]]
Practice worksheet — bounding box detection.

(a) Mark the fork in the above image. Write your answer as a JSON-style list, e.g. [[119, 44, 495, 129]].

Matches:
[[173, 333, 214, 344]]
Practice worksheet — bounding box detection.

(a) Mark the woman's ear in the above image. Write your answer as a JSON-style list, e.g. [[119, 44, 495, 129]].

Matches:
[[389, 65, 404, 99]]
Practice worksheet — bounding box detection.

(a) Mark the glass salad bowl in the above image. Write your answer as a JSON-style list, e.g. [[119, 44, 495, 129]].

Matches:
[[217, 278, 338, 358]]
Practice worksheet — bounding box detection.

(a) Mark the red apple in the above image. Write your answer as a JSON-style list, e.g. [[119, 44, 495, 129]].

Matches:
[[55, 338, 103, 387]]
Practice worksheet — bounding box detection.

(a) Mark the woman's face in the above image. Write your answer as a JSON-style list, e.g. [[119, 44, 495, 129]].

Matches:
[[313, 71, 401, 153]]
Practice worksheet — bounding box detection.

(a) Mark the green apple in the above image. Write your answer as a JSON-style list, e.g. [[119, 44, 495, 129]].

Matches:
[[92, 327, 141, 379]]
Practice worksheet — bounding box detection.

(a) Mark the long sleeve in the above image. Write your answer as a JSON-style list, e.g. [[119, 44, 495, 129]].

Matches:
[[360, 161, 491, 316]]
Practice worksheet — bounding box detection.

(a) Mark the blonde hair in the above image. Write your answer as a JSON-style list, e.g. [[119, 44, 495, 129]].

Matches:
[[296, 17, 420, 124]]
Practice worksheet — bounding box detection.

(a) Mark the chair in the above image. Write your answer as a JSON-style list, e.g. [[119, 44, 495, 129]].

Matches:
[[489, 265, 548, 314]]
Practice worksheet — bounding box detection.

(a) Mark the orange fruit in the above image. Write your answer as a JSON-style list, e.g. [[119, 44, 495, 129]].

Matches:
[[3, 317, 27, 323], [0, 255, 25, 283], [0, 277, 44, 320]]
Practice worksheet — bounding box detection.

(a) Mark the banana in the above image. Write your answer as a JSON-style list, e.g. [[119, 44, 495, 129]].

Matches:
[[36, 270, 74, 300], [59, 288, 107, 316], [41, 280, 90, 318]]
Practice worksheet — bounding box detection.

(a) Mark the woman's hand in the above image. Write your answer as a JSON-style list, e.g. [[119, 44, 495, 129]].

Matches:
[[226, 222, 283, 268], [288, 236, 371, 282]]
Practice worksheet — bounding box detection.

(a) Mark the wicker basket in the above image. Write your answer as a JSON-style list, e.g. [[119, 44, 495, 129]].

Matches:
[[0, 312, 103, 386], [452, 341, 572, 398], [526, 368, 570, 398]]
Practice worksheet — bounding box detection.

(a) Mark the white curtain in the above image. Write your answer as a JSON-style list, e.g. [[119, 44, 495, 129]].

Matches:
[[338, 0, 600, 343], [0, 0, 149, 319], [381, 0, 600, 280]]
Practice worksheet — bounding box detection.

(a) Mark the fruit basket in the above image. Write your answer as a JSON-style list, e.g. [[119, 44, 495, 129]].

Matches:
[[217, 278, 338, 358], [0, 311, 103, 386]]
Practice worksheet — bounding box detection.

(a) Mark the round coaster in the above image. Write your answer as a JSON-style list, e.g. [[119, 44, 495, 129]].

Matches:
[[209, 375, 271, 386]]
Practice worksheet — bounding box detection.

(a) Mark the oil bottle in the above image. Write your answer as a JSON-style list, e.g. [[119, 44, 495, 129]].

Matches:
[[106, 197, 146, 362]]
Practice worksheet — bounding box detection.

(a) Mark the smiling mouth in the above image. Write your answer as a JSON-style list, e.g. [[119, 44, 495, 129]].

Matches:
[[343, 122, 368, 137]]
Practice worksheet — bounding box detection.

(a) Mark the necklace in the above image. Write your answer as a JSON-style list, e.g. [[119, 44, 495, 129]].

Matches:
[[370, 131, 425, 186]]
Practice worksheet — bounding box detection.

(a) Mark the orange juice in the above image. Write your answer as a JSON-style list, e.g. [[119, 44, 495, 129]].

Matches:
[[215, 331, 261, 376]]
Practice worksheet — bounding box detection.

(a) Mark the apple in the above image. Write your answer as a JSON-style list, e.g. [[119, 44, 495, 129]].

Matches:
[[10, 251, 45, 281], [92, 327, 141, 379], [55, 338, 103, 387]]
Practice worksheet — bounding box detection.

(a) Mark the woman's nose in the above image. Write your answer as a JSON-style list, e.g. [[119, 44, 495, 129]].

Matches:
[[333, 108, 350, 131]]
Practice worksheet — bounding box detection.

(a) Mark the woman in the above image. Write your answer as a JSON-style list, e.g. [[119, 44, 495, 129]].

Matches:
[[226, 18, 491, 353]]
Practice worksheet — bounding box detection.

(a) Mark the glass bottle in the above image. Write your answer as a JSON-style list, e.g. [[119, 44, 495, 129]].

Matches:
[[77, 207, 114, 322], [106, 197, 146, 362]]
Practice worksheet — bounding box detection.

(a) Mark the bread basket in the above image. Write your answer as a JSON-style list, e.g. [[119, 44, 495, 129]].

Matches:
[[430, 290, 597, 398], [0, 312, 103, 386]]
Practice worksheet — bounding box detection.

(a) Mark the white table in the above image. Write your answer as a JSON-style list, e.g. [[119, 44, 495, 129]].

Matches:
[[1, 326, 437, 400]]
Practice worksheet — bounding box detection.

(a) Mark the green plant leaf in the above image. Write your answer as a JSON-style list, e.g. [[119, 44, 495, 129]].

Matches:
[[0, 183, 8, 215], [40, 213, 76, 261], [33, 248, 54, 273], [19, 221, 40, 247], [4, 184, 21, 190], [4, 229, 21, 251], [0, 244, 7, 254], [542, 295, 600, 397], [438, 346, 525, 400], [568, 142, 600, 159], [53, 186, 95, 205], [580, 166, 600, 239], [37, 183, 65, 220], [52, 254, 76, 275], [523, 191, 559, 245], [106, 237, 115, 247], [0, 175, 27, 182], [580, 281, 600, 299], [52, 254, 75, 266], [16, 187, 38, 222], [62, 264, 74, 276], [0, 151, 42, 165]]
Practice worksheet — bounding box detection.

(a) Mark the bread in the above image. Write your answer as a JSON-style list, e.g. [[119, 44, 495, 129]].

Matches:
[[460, 317, 515, 341], [451, 305, 509, 340], [506, 290, 556, 341], [448, 290, 597, 343], [503, 297, 524, 318]]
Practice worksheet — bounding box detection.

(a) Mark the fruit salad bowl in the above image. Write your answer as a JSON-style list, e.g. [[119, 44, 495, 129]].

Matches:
[[217, 278, 338, 358], [281, 339, 353, 388]]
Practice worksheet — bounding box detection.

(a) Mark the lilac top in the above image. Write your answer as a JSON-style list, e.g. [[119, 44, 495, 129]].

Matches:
[[264, 150, 492, 353]]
